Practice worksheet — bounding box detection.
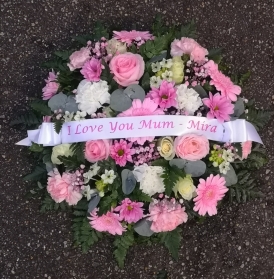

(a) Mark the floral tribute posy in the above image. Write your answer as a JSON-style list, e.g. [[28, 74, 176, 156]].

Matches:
[[13, 18, 272, 268]]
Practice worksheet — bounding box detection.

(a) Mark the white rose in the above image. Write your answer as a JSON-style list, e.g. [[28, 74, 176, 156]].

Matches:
[[157, 136, 175, 160], [51, 144, 73, 165], [106, 39, 127, 56]]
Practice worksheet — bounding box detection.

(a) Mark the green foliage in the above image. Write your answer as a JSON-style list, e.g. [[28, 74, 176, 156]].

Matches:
[[207, 48, 222, 64], [128, 188, 152, 203], [246, 107, 273, 131], [29, 142, 44, 153], [40, 194, 69, 213], [54, 50, 73, 60], [228, 170, 264, 203], [159, 227, 182, 260], [231, 70, 251, 87], [232, 144, 268, 170], [98, 190, 118, 214], [54, 120, 64, 134], [30, 99, 51, 116], [23, 164, 47, 181], [113, 230, 135, 268], [152, 14, 169, 36], [10, 112, 41, 128], [161, 165, 186, 196], [141, 71, 151, 92], [98, 158, 117, 172], [93, 21, 109, 41], [58, 155, 80, 169], [176, 19, 197, 39], [70, 142, 85, 163], [156, 270, 168, 279]]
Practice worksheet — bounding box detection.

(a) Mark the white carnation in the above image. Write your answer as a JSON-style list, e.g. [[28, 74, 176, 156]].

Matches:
[[75, 79, 110, 115], [51, 144, 73, 165], [132, 164, 165, 196], [176, 84, 203, 115]]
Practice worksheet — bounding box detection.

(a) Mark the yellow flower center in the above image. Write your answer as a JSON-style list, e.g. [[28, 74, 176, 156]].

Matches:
[[162, 94, 168, 100], [118, 149, 124, 156], [127, 205, 133, 211], [214, 106, 219, 111]]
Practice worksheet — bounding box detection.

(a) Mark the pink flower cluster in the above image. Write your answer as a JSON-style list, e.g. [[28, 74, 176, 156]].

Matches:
[[147, 198, 188, 232], [132, 142, 160, 166], [89, 198, 143, 235], [47, 169, 82, 206], [171, 37, 208, 64], [113, 30, 153, 46], [42, 70, 59, 100], [193, 174, 228, 216]]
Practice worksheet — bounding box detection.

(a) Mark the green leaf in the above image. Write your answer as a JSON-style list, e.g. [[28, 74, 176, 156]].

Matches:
[[54, 50, 73, 61], [23, 164, 47, 181], [178, 20, 197, 39], [113, 231, 134, 268], [54, 120, 64, 134], [30, 100, 51, 116], [70, 142, 85, 163], [93, 21, 109, 41], [10, 112, 41, 128], [152, 14, 169, 36], [29, 142, 44, 153], [207, 48, 222, 64], [159, 227, 182, 260], [40, 194, 69, 213], [156, 270, 168, 279], [246, 107, 273, 131], [128, 188, 152, 203], [58, 155, 79, 169]]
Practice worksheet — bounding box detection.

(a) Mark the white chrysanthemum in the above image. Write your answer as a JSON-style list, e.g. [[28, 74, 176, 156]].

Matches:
[[150, 76, 162, 88], [75, 79, 110, 114], [176, 84, 203, 115], [51, 144, 73, 165], [132, 164, 165, 196]]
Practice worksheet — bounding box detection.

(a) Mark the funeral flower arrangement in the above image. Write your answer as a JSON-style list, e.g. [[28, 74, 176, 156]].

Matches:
[[12, 18, 272, 267]]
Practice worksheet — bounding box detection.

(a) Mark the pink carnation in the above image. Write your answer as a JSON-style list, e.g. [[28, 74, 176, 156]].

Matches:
[[147, 198, 188, 232], [80, 58, 102, 81], [146, 80, 177, 109], [113, 30, 153, 45], [47, 169, 82, 206], [193, 174, 228, 216], [118, 98, 164, 145], [209, 71, 241, 102], [89, 209, 126, 235], [110, 139, 135, 167], [241, 141, 252, 159], [170, 37, 208, 64], [203, 92, 234, 123], [115, 198, 144, 223]]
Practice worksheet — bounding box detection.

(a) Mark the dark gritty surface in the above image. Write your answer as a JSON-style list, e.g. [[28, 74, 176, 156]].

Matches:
[[1, 0, 274, 278]]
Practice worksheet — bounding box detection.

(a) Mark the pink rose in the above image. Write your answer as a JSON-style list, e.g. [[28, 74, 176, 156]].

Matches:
[[174, 134, 209, 161], [109, 52, 145, 87], [85, 139, 110, 162], [80, 58, 102, 81], [67, 47, 91, 71]]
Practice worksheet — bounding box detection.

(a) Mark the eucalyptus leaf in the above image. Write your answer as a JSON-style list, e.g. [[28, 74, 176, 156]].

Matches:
[[169, 158, 187, 169], [65, 95, 78, 112], [184, 160, 206, 177], [193, 85, 208, 98], [88, 194, 101, 213], [221, 165, 238, 186], [110, 89, 132, 112], [45, 162, 54, 173], [148, 51, 167, 63], [134, 219, 154, 237], [232, 98, 245, 118], [121, 169, 136, 195], [124, 85, 145, 101], [48, 92, 67, 112]]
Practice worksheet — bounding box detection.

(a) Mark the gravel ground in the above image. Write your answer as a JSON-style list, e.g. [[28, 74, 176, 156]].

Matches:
[[1, 0, 274, 278]]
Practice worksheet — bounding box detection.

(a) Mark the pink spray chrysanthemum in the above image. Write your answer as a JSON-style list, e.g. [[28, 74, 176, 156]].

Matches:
[[115, 198, 144, 223], [110, 139, 135, 167], [203, 92, 234, 123], [209, 70, 241, 102], [146, 80, 177, 109], [80, 58, 102, 81], [147, 198, 188, 232], [89, 209, 126, 235], [241, 141, 252, 159], [193, 174, 228, 216], [118, 98, 164, 144], [113, 30, 153, 45]]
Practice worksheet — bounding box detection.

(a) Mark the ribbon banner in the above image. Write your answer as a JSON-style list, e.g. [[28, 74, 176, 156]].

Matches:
[[16, 115, 263, 146]]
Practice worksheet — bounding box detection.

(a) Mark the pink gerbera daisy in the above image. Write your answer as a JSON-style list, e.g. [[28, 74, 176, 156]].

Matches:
[[89, 209, 126, 235], [113, 30, 153, 45], [203, 92, 234, 123], [118, 98, 164, 144], [193, 174, 228, 216], [115, 198, 144, 223], [147, 80, 177, 109], [210, 71, 241, 101], [110, 139, 135, 167]]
